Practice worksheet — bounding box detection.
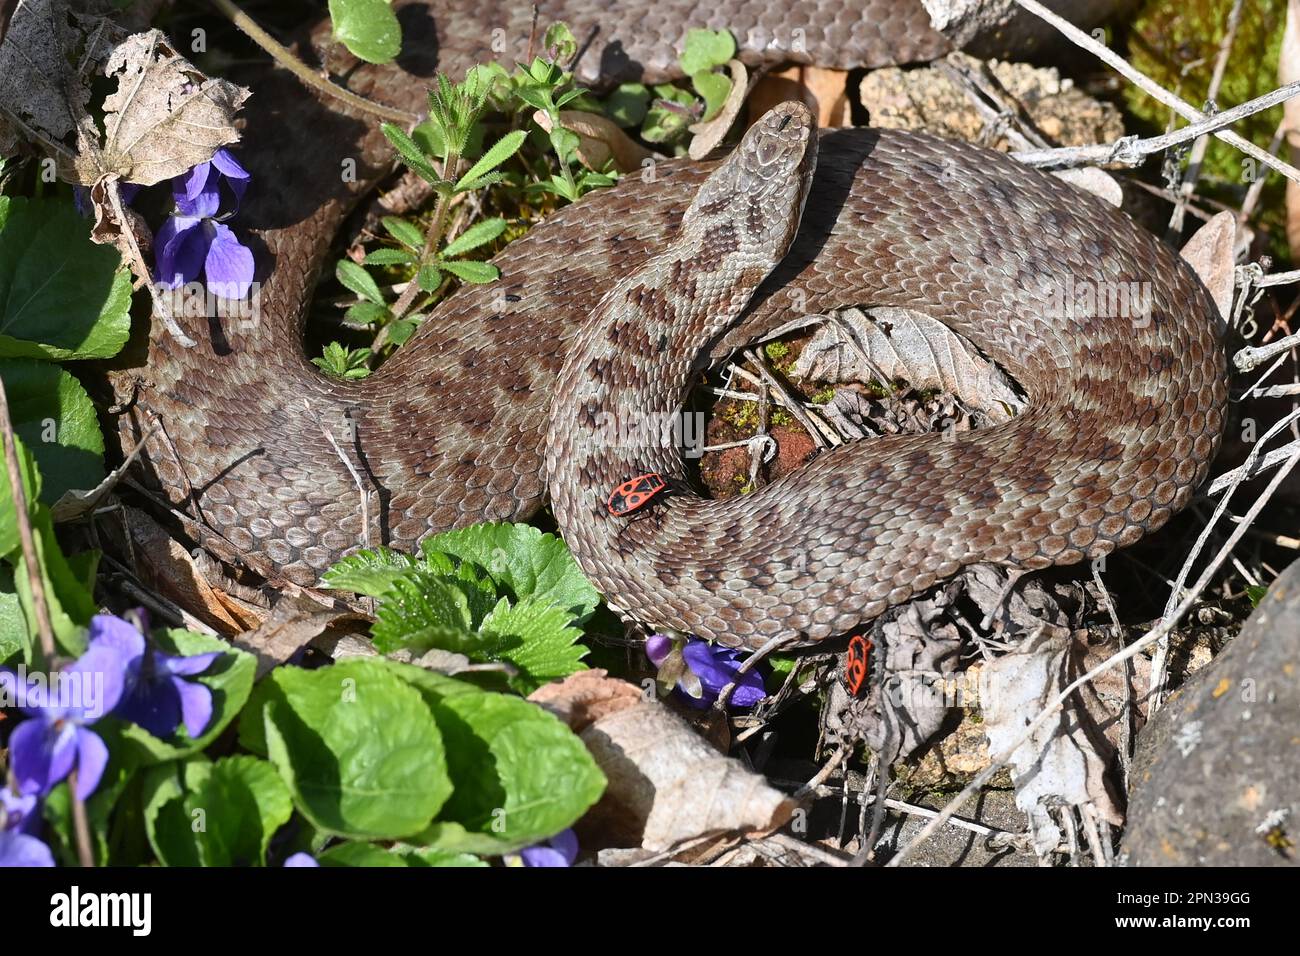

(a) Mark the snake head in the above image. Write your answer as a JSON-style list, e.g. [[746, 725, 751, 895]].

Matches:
[[684, 100, 818, 267]]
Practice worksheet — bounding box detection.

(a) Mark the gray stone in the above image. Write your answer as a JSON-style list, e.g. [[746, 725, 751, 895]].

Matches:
[[1122, 559, 1300, 866]]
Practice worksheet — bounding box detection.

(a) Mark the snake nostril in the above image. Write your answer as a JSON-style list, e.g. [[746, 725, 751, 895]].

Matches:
[[777, 114, 792, 132]]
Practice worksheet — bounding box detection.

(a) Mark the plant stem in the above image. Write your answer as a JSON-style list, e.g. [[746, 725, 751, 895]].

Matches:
[[391, 153, 461, 318], [210, 0, 418, 124], [0, 375, 55, 662], [68, 770, 95, 867]]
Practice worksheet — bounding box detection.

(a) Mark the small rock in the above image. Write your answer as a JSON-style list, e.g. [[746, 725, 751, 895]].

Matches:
[[1122, 558, 1300, 866]]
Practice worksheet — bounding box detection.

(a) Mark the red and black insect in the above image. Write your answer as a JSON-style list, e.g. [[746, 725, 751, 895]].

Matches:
[[607, 473, 668, 517], [844, 634, 874, 697]]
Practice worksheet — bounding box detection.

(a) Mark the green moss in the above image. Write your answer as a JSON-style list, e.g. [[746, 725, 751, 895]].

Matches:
[[1124, 0, 1287, 257]]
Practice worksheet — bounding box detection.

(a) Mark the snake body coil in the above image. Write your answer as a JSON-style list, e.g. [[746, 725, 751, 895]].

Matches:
[[117, 1, 1227, 649]]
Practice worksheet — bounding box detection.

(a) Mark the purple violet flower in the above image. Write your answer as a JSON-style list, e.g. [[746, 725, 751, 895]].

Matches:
[[88, 614, 221, 740], [283, 852, 319, 867], [4, 640, 129, 800], [0, 788, 53, 867], [646, 634, 766, 709], [155, 147, 254, 299], [516, 828, 579, 867]]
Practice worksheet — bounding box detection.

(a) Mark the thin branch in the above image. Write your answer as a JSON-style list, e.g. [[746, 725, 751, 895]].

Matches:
[[67, 770, 95, 868], [1010, 0, 1300, 186], [1012, 81, 1300, 171], [887, 439, 1300, 866], [210, 0, 417, 124]]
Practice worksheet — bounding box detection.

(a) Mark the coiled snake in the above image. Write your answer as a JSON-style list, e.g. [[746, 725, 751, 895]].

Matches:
[[116, 1, 1228, 649]]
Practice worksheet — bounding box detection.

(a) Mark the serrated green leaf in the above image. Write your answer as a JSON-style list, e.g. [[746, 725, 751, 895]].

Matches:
[[249, 658, 453, 839], [342, 301, 391, 328], [422, 522, 599, 622], [455, 130, 526, 192], [416, 263, 442, 291], [386, 318, 418, 346], [0, 198, 131, 361], [679, 28, 736, 75], [381, 216, 425, 250], [328, 0, 402, 64], [371, 572, 476, 653], [441, 217, 506, 258], [335, 260, 385, 305], [1, 358, 105, 504], [439, 260, 498, 284], [321, 546, 417, 597], [477, 596, 588, 694]]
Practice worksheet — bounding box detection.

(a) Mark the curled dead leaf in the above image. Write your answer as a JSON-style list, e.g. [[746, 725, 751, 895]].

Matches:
[[532, 670, 795, 852], [1179, 210, 1238, 333], [688, 59, 748, 161]]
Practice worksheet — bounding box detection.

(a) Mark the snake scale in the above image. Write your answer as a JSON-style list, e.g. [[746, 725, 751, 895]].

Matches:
[[115, 0, 1227, 649]]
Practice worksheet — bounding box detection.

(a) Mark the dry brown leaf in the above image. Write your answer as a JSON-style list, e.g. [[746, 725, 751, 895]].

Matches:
[[792, 307, 1024, 422], [532, 671, 795, 851], [230, 593, 364, 679], [123, 505, 263, 634], [982, 630, 1124, 855], [688, 59, 747, 161], [0, 2, 247, 186], [1179, 210, 1237, 333], [529, 668, 643, 729], [531, 109, 655, 173]]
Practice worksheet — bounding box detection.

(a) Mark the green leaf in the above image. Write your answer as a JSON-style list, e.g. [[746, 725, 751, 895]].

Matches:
[[679, 28, 736, 75], [543, 22, 577, 61], [0, 565, 26, 663], [0, 198, 131, 361], [321, 546, 417, 597], [43, 762, 133, 866], [104, 628, 257, 766], [604, 83, 650, 126], [312, 342, 371, 380], [439, 260, 499, 284], [381, 123, 442, 184], [188, 757, 295, 866], [248, 658, 453, 839], [382, 216, 425, 250], [386, 318, 418, 346], [1245, 584, 1268, 607], [393, 665, 605, 854], [441, 217, 506, 258], [370, 572, 475, 653], [328, 0, 402, 64], [342, 301, 391, 328], [317, 841, 410, 866], [142, 755, 293, 867], [477, 596, 588, 694], [363, 248, 416, 266], [0, 359, 105, 504], [416, 263, 442, 291], [455, 130, 526, 192], [422, 522, 600, 622], [692, 69, 733, 122], [335, 260, 385, 305]]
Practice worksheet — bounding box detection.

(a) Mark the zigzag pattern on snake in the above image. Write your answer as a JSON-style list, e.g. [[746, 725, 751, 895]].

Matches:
[[113, 0, 1228, 649]]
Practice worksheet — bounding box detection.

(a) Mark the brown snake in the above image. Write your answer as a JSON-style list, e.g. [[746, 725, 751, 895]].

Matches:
[[116, 1, 1228, 649]]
